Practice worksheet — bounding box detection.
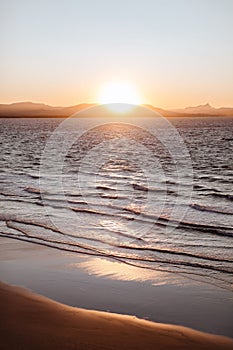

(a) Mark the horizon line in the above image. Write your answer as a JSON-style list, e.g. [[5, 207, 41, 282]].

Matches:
[[1, 100, 233, 110]]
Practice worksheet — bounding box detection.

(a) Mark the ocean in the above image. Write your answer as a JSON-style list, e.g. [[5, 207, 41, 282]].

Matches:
[[0, 113, 232, 290]]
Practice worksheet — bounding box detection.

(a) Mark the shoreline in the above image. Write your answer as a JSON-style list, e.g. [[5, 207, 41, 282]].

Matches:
[[1, 281, 233, 350], [0, 237, 233, 339]]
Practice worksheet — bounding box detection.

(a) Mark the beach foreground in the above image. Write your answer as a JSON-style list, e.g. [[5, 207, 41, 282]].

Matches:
[[1, 282, 233, 350]]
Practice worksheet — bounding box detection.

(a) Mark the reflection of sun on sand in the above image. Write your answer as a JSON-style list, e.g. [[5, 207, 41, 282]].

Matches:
[[74, 257, 181, 285], [1, 282, 233, 350]]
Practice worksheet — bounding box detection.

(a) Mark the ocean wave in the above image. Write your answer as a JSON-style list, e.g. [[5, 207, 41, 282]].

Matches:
[[1, 220, 232, 276], [190, 203, 233, 215], [124, 207, 233, 236], [211, 192, 233, 201], [2, 189, 233, 238]]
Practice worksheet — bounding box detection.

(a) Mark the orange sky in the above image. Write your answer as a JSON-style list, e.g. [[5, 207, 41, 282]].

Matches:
[[1, 0, 233, 109]]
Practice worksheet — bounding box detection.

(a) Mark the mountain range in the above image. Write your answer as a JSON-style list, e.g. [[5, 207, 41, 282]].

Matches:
[[0, 102, 232, 117]]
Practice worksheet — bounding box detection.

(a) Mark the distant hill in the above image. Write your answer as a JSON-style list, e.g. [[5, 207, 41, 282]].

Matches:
[[171, 103, 233, 116], [0, 101, 232, 118], [0, 102, 95, 117]]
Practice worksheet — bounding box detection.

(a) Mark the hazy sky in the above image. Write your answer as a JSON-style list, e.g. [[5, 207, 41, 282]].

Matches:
[[1, 0, 233, 108]]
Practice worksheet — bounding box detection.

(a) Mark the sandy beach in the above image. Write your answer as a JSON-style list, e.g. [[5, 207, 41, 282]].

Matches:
[[1, 237, 233, 338], [1, 281, 233, 350]]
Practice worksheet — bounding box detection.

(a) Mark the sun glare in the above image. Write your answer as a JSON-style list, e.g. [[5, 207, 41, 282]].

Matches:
[[98, 81, 142, 112]]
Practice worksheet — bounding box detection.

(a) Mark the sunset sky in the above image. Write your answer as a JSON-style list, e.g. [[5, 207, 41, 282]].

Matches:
[[1, 0, 233, 108]]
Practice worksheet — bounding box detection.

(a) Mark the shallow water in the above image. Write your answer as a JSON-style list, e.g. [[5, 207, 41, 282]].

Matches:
[[0, 115, 232, 290]]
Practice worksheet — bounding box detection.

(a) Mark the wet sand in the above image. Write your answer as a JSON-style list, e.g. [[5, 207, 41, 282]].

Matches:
[[1, 281, 233, 350], [0, 237, 233, 340]]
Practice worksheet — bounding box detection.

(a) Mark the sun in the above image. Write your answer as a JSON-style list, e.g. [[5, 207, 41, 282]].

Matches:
[[98, 81, 142, 112]]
